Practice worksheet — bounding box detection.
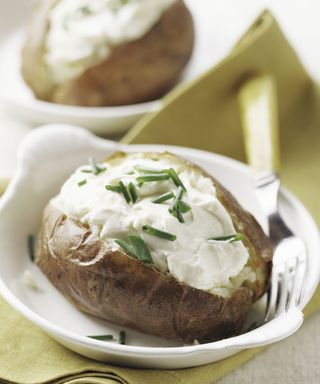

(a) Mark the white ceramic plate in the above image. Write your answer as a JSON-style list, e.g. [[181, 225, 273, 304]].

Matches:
[[0, 0, 223, 135], [0, 125, 319, 369]]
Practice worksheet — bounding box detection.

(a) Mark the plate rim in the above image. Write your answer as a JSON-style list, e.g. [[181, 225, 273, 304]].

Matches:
[[0, 92, 162, 119]]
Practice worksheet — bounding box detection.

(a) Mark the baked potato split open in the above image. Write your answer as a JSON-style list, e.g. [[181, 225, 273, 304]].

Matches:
[[36, 152, 272, 343]]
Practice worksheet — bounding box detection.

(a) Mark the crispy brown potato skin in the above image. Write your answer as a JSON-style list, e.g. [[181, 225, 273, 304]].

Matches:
[[22, 0, 195, 106], [36, 152, 272, 343]]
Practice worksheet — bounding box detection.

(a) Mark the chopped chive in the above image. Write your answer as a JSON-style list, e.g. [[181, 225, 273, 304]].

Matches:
[[128, 236, 153, 264], [105, 182, 131, 204], [89, 157, 106, 175], [81, 169, 92, 173], [175, 186, 185, 200], [128, 182, 138, 203], [119, 330, 126, 345], [116, 237, 153, 264], [79, 5, 93, 15], [78, 179, 87, 187], [142, 225, 176, 241], [230, 233, 245, 242], [167, 168, 186, 191], [151, 192, 175, 204], [119, 181, 131, 203], [135, 167, 186, 190], [109, 0, 132, 12], [169, 187, 185, 223], [105, 185, 122, 193], [134, 167, 165, 174], [88, 334, 114, 341], [207, 233, 244, 242], [136, 174, 170, 183], [28, 235, 35, 262], [89, 157, 99, 174], [172, 203, 184, 223], [177, 200, 191, 213], [115, 239, 137, 258]]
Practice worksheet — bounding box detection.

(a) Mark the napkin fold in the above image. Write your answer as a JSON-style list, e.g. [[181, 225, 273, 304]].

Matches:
[[1, 9, 320, 384]]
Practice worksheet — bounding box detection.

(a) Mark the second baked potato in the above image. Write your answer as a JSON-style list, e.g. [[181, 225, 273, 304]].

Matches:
[[22, 0, 195, 106]]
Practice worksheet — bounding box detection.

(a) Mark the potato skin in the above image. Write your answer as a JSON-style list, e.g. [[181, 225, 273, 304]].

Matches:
[[37, 204, 253, 343], [36, 152, 272, 343], [22, 0, 195, 106]]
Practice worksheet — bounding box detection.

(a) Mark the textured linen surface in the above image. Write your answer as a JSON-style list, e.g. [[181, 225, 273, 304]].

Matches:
[[0, 290, 319, 384], [0, 9, 319, 384], [217, 312, 320, 384]]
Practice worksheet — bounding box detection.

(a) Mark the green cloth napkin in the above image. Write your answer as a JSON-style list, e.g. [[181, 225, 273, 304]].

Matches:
[[1, 9, 320, 384]]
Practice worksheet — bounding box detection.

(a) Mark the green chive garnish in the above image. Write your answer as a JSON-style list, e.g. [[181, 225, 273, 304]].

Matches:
[[79, 5, 93, 15], [78, 179, 87, 187], [135, 167, 186, 190], [88, 334, 114, 341], [28, 235, 35, 262], [208, 233, 244, 242], [115, 239, 137, 258], [105, 185, 122, 193], [128, 236, 153, 264], [134, 167, 165, 174], [128, 182, 138, 203], [175, 186, 185, 200], [105, 182, 131, 204], [169, 187, 185, 223], [167, 168, 186, 191], [136, 174, 170, 183], [151, 192, 175, 204], [178, 200, 191, 213], [119, 330, 126, 345], [89, 157, 106, 175], [119, 181, 131, 203], [142, 225, 176, 241], [81, 169, 92, 173], [116, 236, 153, 264], [171, 204, 184, 223]]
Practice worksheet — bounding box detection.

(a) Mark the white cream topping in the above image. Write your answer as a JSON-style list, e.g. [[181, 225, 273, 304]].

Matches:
[[53, 154, 255, 297], [45, 0, 177, 83]]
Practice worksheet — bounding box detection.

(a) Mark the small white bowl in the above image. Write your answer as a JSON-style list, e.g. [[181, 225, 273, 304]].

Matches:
[[0, 0, 220, 135], [0, 125, 319, 369]]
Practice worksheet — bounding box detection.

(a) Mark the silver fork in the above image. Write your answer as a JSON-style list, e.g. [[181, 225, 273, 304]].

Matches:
[[238, 74, 307, 323]]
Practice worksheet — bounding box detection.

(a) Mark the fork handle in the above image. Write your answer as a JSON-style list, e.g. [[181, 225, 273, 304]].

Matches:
[[238, 74, 280, 176]]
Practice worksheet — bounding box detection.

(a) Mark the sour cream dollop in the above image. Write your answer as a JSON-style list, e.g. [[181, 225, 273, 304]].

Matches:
[[53, 154, 256, 297], [45, 0, 177, 83]]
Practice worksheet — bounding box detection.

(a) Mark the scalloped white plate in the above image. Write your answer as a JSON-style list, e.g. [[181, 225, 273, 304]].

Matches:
[[0, 125, 319, 368]]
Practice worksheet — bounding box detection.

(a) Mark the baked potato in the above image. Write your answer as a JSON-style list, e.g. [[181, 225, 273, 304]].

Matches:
[[21, 0, 195, 106], [36, 152, 272, 343]]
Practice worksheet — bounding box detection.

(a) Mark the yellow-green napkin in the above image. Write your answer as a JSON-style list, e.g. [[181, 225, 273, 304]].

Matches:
[[1, 9, 319, 384], [123, 10, 319, 226]]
